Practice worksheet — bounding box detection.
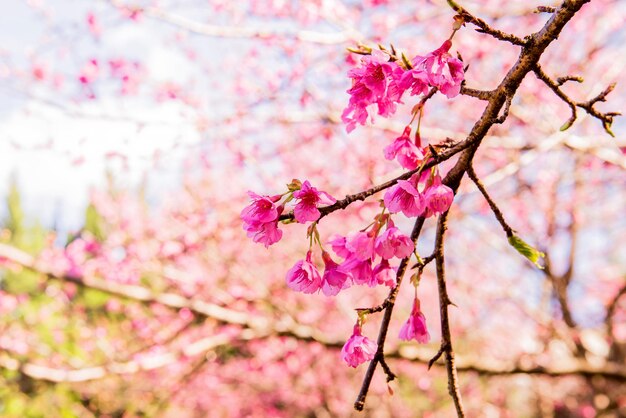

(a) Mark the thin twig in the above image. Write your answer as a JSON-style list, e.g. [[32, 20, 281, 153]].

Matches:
[[494, 95, 513, 124], [460, 86, 494, 100], [447, 0, 526, 46], [466, 164, 514, 238], [534, 63, 620, 136], [354, 216, 426, 411], [434, 211, 466, 417]]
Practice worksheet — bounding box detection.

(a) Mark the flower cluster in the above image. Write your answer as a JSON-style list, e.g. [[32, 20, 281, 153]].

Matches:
[[242, 36, 462, 370], [241, 180, 335, 248], [285, 215, 413, 297], [342, 40, 464, 132], [241, 192, 284, 248], [384, 170, 454, 218], [341, 50, 404, 133]]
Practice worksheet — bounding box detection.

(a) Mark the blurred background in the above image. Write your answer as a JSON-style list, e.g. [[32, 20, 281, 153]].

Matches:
[[0, 0, 625, 416]]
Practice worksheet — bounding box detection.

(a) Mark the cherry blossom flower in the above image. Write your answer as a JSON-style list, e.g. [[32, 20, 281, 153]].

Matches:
[[424, 175, 454, 215], [243, 218, 283, 248], [384, 177, 425, 217], [241, 193, 284, 247], [241, 192, 281, 225], [396, 65, 430, 97], [339, 255, 373, 286], [341, 324, 377, 367], [342, 50, 404, 132], [293, 180, 336, 223], [375, 226, 414, 260], [328, 235, 352, 258], [371, 259, 396, 287], [286, 251, 322, 294], [383, 126, 425, 170], [345, 231, 375, 261], [412, 40, 464, 98], [321, 251, 351, 296], [399, 298, 430, 343]]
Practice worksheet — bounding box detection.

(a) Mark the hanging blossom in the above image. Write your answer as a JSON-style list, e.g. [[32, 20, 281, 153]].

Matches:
[[375, 225, 414, 260], [242, 179, 335, 247], [331, 231, 376, 286], [286, 250, 322, 294], [424, 174, 454, 215], [383, 126, 425, 170], [399, 298, 430, 343], [342, 40, 465, 133], [321, 251, 351, 296], [293, 180, 336, 223], [371, 259, 396, 287], [241, 192, 283, 247], [341, 49, 404, 133], [409, 40, 464, 99], [341, 324, 377, 367], [384, 173, 425, 217]]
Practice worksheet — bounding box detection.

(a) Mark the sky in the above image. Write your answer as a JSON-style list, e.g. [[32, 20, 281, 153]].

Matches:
[[0, 0, 206, 233]]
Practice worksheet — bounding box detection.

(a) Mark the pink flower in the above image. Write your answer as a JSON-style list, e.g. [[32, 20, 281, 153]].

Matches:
[[242, 193, 284, 247], [399, 298, 430, 343], [339, 256, 373, 286], [321, 251, 351, 296], [328, 235, 352, 258], [375, 227, 414, 259], [241, 191, 281, 224], [244, 218, 283, 248], [383, 126, 425, 170], [412, 40, 464, 98], [342, 50, 404, 132], [384, 177, 425, 217], [345, 231, 375, 261], [341, 325, 377, 367], [286, 251, 322, 294], [396, 66, 430, 97], [424, 175, 454, 215], [371, 259, 396, 287], [293, 180, 336, 223]]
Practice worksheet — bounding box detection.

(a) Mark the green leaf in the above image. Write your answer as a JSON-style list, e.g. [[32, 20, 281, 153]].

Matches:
[[559, 119, 573, 131], [508, 235, 545, 269]]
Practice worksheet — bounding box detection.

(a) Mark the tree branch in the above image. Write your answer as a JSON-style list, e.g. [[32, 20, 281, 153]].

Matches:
[[434, 210, 466, 417], [533, 63, 620, 136], [354, 216, 425, 411], [447, 0, 526, 46], [466, 164, 514, 238]]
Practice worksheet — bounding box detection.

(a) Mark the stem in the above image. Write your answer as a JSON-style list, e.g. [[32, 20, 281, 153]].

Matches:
[[434, 211, 466, 417]]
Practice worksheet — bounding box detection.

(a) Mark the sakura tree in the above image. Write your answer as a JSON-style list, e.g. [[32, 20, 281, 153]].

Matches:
[[0, 0, 625, 416]]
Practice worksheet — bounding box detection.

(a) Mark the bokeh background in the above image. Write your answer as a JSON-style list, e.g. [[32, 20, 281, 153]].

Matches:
[[0, 0, 625, 416]]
